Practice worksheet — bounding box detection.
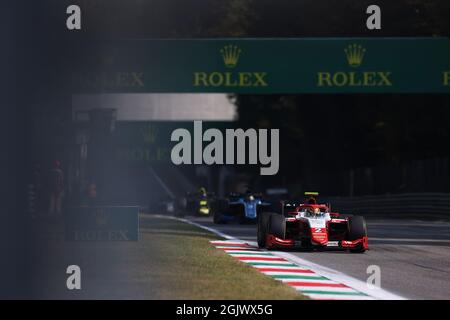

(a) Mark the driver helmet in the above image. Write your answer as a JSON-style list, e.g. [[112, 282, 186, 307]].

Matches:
[[305, 207, 314, 216], [313, 207, 321, 217], [245, 188, 254, 201], [198, 187, 207, 196]]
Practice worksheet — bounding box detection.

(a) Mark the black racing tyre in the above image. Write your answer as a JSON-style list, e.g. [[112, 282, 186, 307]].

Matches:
[[268, 213, 286, 239], [348, 215, 367, 253], [257, 212, 270, 248], [217, 199, 229, 210], [213, 210, 224, 224], [257, 204, 271, 216], [234, 204, 248, 224], [232, 204, 246, 224]]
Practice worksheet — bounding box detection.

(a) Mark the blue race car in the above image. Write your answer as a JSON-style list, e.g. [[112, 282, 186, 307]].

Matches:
[[213, 192, 270, 224]]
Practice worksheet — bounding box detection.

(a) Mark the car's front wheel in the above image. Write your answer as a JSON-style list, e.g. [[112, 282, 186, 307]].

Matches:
[[348, 216, 367, 253], [268, 213, 286, 239], [257, 212, 270, 248]]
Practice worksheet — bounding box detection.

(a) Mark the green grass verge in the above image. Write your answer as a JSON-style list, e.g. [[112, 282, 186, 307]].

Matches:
[[141, 215, 306, 299]]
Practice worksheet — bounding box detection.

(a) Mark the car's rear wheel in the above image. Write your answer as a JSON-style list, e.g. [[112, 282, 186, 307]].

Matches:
[[268, 213, 286, 239], [257, 212, 270, 248], [348, 216, 367, 253], [230, 204, 246, 224]]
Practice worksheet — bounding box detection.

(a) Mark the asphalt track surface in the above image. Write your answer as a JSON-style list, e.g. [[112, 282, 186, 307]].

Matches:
[[189, 216, 450, 300]]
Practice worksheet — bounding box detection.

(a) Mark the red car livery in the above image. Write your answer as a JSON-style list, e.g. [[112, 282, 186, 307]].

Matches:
[[257, 192, 368, 253]]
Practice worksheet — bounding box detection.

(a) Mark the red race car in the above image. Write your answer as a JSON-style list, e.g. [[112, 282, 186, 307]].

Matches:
[[257, 192, 368, 253]]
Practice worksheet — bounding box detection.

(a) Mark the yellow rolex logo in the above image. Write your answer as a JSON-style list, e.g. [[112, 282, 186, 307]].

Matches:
[[141, 124, 159, 144], [220, 44, 241, 68], [95, 209, 108, 226], [344, 44, 366, 68], [443, 71, 450, 86], [193, 44, 267, 87], [316, 44, 392, 87]]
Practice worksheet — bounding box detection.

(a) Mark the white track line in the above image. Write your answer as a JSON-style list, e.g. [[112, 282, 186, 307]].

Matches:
[[167, 216, 407, 300], [291, 286, 360, 293], [370, 237, 450, 243], [307, 294, 376, 300], [244, 240, 406, 300], [155, 215, 406, 300]]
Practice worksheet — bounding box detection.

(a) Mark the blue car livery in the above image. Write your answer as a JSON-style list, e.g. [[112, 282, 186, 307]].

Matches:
[[213, 194, 270, 224]]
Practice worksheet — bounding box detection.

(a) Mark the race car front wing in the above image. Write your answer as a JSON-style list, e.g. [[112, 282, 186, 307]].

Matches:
[[266, 234, 368, 250]]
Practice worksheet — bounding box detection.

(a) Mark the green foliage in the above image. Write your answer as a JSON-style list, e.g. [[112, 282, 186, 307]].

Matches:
[[76, 0, 450, 37], [234, 94, 450, 188]]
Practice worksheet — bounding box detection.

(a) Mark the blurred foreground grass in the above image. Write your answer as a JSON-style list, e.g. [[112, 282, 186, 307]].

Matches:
[[140, 215, 305, 299]]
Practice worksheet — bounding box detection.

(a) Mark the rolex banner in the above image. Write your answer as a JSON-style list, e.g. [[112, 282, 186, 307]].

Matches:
[[114, 121, 234, 165], [71, 38, 450, 93], [65, 206, 139, 241]]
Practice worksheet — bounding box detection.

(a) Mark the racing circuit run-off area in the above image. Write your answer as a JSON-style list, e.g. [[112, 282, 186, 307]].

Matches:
[[3, 1, 450, 313]]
